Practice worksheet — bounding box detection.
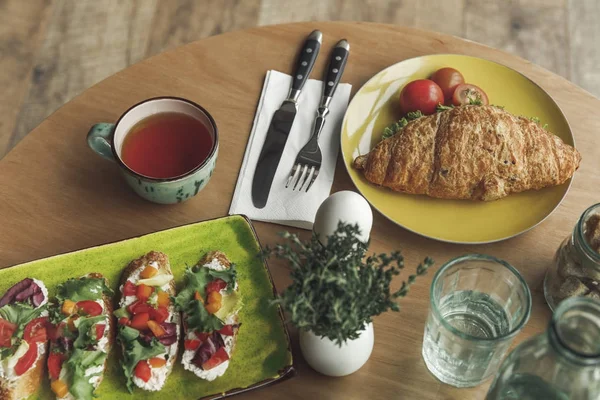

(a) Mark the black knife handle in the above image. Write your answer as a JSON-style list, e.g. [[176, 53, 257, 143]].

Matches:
[[322, 39, 349, 99], [290, 30, 322, 93]]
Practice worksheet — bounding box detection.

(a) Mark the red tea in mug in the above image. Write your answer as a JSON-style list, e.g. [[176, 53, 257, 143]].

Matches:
[[121, 112, 213, 179]]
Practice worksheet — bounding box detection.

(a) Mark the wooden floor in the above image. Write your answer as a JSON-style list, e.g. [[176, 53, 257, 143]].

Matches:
[[1, 0, 598, 159]]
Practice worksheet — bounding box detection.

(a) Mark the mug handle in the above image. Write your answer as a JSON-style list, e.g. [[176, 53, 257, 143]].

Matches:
[[87, 123, 116, 161]]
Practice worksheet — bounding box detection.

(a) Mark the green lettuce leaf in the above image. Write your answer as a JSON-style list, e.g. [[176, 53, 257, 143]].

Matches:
[[73, 315, 107, 349], [121, 339, 165, 393], [174, 265, 239, 333], [63, 349, 106, 400], [56, 278, 113, 302], [0, 303, 44, 329]]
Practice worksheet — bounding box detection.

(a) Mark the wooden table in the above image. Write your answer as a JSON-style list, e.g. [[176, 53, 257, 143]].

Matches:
[[0, 22, 598, 399]]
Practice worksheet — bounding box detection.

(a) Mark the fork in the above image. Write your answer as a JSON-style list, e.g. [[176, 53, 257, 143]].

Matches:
[[286, 39, 350, 191]]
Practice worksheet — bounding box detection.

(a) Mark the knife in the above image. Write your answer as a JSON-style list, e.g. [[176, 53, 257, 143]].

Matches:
[[251, 30, 323, 209]]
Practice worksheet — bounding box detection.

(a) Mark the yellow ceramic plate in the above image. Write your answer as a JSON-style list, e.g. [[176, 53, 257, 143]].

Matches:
[[341, 54, 574, 243]]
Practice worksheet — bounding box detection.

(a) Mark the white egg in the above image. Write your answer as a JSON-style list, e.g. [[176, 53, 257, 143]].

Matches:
[[313, 191, 373, 244]]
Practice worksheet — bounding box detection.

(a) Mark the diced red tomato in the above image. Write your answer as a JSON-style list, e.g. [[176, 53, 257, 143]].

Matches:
[[130, 313, 150, 331], [196, 332, 210, 342], [148, 357, 166, 368], [23, 317, 48, 343], [76, 300, 102, 317], [95, 324, 106, 339], [150, 307, 169, 324], [47, 352, 64, 380], [205, 279, 227, 294], [123, 281, 136, 297], [136, 284, 154, 302], [218, 325, 235, 336], [0, 318, 17, 348], [147, 321, 166, 338], [157, 291, 170, 307], [128, 301, 152, 315], [202, 347, 229, 371], [134, 360, 151, 382], [14, 342, 38, 376], [118, 317, 130, 326], [184, 339, 201, 351]]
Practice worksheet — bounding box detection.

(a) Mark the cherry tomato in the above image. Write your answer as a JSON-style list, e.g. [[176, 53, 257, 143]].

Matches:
[[123, 281, 136, 297], [130, 313, 150, 331], [118, 317, 130, 326], [47, 352, 64, 380], [202, 347, 229, 371], [23, 317, 48, 343], [128, 301, 152, 315], [0, 318, 17, 347], [76, 300, 102, 317], [150, 307, 169, 324], [196, 332, 210, 342], [14, 343, 38, 376], [399, 79, 444, 115], [184, 339, 201, 351], [218, 325, 235, 336], [47, 322, 65, 342], [136, 284, 154, 302], [134, 360, 151, 382], [452, 83, 489, 106], [205, 279, 227, 294], [95, 324, 106, 340], [430, 67, 465, 102]]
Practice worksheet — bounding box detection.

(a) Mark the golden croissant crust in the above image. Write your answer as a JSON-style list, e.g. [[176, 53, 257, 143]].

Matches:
[[353, 105, 581, 201]]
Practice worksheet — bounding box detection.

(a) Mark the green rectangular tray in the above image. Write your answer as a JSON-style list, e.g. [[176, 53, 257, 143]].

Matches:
[[0, 215, 294, 399]]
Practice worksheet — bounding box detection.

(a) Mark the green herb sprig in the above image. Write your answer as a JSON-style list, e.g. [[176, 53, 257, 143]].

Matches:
[[381, 110, 424, 140], [262, 223, 434, 346]]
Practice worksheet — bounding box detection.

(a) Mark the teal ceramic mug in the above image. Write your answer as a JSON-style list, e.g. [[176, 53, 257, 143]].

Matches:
[[87, 97, 218, 204]]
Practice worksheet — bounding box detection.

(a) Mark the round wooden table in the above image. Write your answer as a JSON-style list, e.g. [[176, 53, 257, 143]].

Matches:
[[1, 22, 598, 400]]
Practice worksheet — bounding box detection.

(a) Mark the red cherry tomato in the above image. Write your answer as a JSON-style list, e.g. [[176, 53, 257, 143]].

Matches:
[[430, 67, 465, 102], [399, 79, 444, 115], [128, 301, 152, 315], [150, 307, 169, 324], [202, 347, 230, 371], [123, 281, 136, 297], [118, 317, 130, 326], [134, 360, 151, 382], [452, 83, 489, 106], [218, 325, 235, 336], [0, 318, 17, 347], [47, 352, 64, 380], [205, 279, 227, 294], [23, 317, 48, 343], [196, 332, 210, 342], [47, 322, 67, 341], [14, 342, 38, 376], [184, 339, 201, 351], [76, 301, 102, 317], [130, 313, 150, 331], [95, 324, 106, 340]]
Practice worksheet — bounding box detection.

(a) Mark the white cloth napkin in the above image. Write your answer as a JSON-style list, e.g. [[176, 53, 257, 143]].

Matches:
[[229, 70, 352, 230]]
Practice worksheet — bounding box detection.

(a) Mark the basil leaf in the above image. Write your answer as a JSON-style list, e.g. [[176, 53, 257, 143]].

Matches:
[[122, 339, 165, 393], [57, 278, 113, 302]]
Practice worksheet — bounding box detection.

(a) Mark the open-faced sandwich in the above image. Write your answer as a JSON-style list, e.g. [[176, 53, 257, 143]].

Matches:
[[0, 278, 49, 400], [114, 251, 179, 392], [176, 251, 242, 381], [47, 273, 113, 400]]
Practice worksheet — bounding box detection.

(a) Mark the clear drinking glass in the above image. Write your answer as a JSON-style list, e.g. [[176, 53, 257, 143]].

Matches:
[[422, 254, 532, 387], [486, 297, 600, 400]]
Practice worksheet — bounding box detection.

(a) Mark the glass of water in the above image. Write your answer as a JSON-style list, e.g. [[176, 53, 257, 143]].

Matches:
[[422, 254, 532, 388]]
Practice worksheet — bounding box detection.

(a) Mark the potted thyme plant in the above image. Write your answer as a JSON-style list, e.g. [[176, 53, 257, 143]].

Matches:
[[263, 222, 433, 377]]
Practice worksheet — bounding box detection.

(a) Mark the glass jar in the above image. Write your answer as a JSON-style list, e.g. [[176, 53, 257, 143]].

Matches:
[[486, 297, 600, 400], [544, 203, 600, 311]]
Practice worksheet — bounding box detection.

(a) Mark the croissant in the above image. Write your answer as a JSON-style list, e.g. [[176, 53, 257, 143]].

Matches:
[[353, 105, 581, 201]]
